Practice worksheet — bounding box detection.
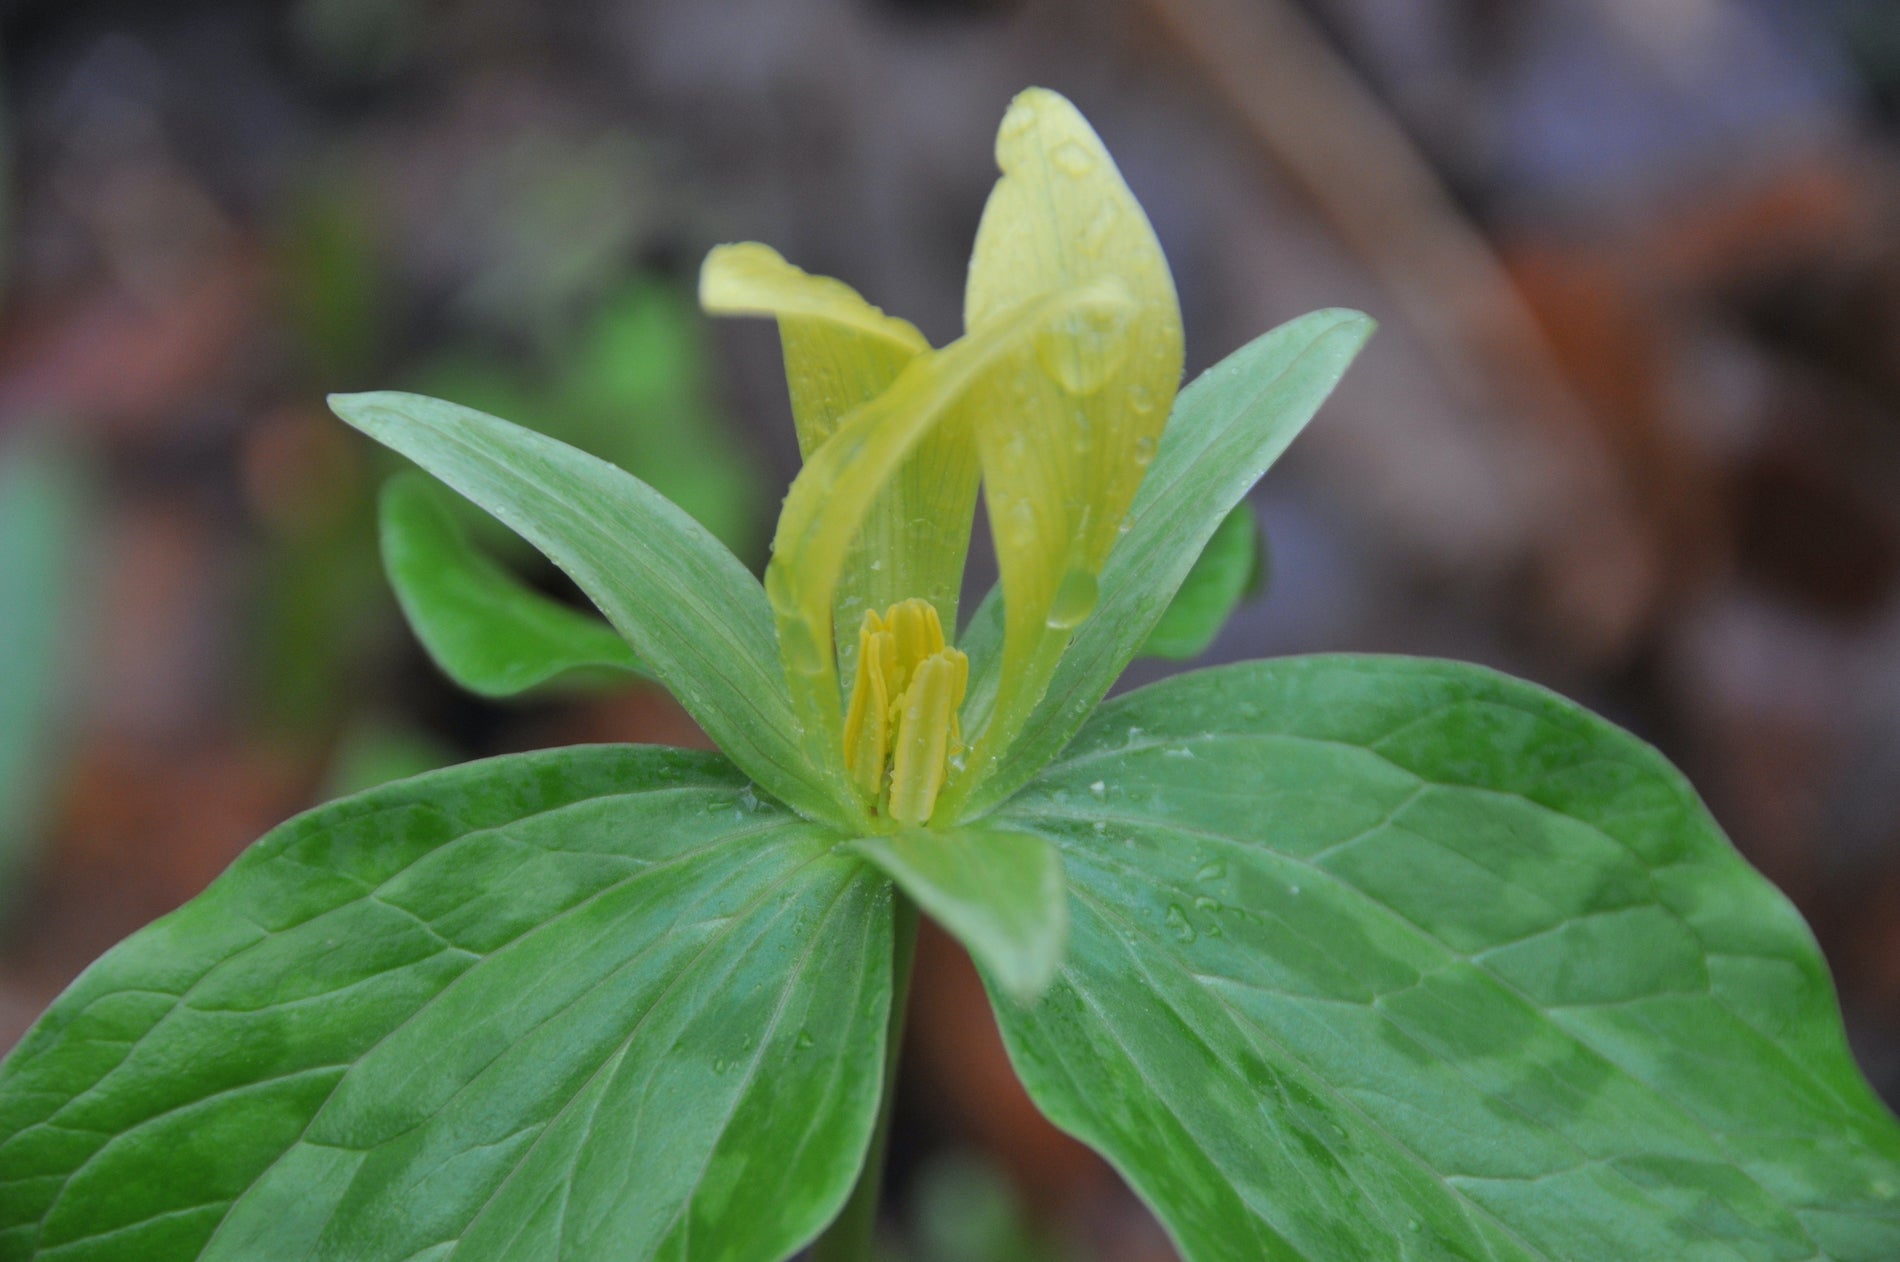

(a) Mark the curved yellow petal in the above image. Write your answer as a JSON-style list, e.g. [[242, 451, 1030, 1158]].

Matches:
[[701, 242, 982, 667], [942, 88, 1185, 815], [765, 279, 1134, 807], [700, 242, 927, 454]]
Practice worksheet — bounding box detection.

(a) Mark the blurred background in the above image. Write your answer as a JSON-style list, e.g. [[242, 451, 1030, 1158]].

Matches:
[[1, 0, 1898, 1257]]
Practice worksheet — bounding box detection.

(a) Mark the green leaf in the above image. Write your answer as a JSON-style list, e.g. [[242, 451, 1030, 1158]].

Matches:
[[956, 310, 1373, 818], [988, 656, 1900, 1261], [1138, 502, 1261, 661], [0, 432, 88, 906], [379, 471, 646, 697], [0, 746, 893, 1261], [851, 826, 1066, 1004], [331, 391, 842, 825]]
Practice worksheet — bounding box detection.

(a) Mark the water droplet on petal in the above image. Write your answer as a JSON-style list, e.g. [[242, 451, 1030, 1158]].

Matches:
[[1134, 434, 1158, 467], [1053, 140, 1097, 176], [1046, 569, 1099, 629]]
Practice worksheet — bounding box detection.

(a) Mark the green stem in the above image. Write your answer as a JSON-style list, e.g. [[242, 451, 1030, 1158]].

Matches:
[[811, 892, 919, 1262]]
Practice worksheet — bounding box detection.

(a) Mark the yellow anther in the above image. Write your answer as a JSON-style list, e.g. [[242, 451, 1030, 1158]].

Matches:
[[841, 598, 968, 824]]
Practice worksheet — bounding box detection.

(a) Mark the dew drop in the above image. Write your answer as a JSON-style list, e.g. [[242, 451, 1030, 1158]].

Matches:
[[1194, 895, 1221, 913], [1046, 569, 1099, 629], [1033, 303, 1132, 396], [1052, 140, 1097, 176], [736, 785, 760, 814], [1088, 779, 1107, 799], [1091, 820, 1108, 835], [796, 1030, 816, 1050], [1163, 745, 1196, 760], [1163, 904, 1197, 944], [1128, 383, 1156, 414], [1197, 860, 1226, 882], [1000, 103, 1037, 143], [712, 1057, 729, 1075], [1133, 434, 1158, 467]]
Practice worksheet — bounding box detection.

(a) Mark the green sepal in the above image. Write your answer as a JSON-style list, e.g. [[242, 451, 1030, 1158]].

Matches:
[[987, 655, 1900, 1261], [379, 471, 646, 698], [1138, 501, 1261, 662], [330, 391, 841, 825], [850, 826, 1067, 1005], [0, 747, 893, 1262]]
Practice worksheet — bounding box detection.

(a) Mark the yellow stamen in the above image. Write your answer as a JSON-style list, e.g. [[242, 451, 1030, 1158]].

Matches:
[[842, 598, 968, 824]]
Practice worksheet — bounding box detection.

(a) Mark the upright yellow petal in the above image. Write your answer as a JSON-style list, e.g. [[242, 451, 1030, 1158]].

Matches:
[[701, 243, 983, 669], [942, 88, 1185, 813]]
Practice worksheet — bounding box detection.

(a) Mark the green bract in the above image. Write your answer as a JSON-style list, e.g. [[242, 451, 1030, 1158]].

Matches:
[[0, 88, 1894, 1262]]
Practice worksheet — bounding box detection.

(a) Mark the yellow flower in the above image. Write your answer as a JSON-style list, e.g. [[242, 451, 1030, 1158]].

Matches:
[[701, 88, 1183, 830]]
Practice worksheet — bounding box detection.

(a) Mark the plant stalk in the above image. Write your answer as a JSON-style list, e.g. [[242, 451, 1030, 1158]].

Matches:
[[810, 891, 919, 1262]]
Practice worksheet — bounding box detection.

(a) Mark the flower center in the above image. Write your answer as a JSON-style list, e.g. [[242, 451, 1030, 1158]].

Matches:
[[843, 599, 969, 825]]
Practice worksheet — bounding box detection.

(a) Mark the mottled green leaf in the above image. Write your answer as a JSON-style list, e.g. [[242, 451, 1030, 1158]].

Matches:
[[379, 471, 644, 698], [990, 655, 1900, 1261], [851, 826, 1066, 1004], [331, 391, 840, 825], [0, 747, 892, 1261], [956, 309, 1373, 818], [1139, 502, 1261, 662]]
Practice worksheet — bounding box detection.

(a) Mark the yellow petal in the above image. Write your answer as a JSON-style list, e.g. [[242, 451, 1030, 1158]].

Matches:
[[942, 88, 1185, 813], [701, 242, 983, 666], [765, 278, 1134, 800], [700, 242, 926, 455]]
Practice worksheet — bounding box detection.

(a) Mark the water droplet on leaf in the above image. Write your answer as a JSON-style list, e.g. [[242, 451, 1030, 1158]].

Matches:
[[1164, 904, 1197, 943]]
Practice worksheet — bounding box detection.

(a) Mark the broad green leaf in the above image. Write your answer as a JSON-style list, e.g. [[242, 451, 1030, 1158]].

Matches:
[[1139, 502, 1261, 662], [0, 433, 88, 907], [0, 746, 893, 1262], [988, 655, 1900, 1261], [953, 309, 1374, 820], [950, 88, 1184, 804], [851, 826, 1066, 1004], [330, 391, 842, 825], [379, 471, 645, 697]]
